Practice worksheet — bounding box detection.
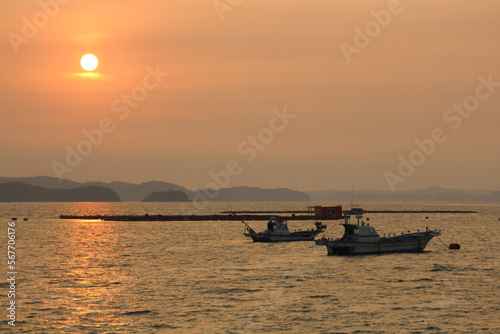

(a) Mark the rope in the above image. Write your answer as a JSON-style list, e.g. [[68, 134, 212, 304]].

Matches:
[[437, 235, 449, 248]]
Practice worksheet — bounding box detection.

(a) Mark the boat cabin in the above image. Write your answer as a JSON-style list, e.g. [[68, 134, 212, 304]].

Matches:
[[340, 215, 380, 242], [264, 217, 290, 235]]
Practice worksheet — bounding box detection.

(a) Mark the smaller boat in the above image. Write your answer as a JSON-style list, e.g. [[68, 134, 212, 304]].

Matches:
[[323, 214, 441, 255], [233, 213, 326, 242]]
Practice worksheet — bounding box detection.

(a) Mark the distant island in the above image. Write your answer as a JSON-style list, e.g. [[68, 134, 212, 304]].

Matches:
[[0, 176, 498, 202], [0, 176, 187, 202], [0, 177, 311, 202], [0, 182, 120, 202], [199, 186, 311, 202], [143, 190, 189, 202]]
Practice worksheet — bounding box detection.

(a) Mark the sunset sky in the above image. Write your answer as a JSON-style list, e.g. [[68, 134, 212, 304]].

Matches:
[[1, 1, 499, 192]]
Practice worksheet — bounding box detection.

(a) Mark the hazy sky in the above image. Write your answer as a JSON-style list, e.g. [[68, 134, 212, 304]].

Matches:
[[1, 1, 499, 191]]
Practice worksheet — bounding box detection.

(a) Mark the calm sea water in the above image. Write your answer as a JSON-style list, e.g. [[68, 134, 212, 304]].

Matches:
[[1, 201, 499, 333]]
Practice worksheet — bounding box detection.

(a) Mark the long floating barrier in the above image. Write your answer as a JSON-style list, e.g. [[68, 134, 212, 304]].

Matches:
[[222, 210, 477, 214], [59, 207, 476, 222], [58, 214, 342, 222]]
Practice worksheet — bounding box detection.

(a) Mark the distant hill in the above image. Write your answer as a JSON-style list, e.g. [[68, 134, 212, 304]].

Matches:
[[0, 177, 310, 202], [196, 186, 311, 202], [0, 176, 82, 189], [97, 181, 189, 202], [143, 190, 189, 202], [0, 182, 120, 202], [3, 176, 496, 202], [0, 177, 188, 202], [307, 186, 500, 202]]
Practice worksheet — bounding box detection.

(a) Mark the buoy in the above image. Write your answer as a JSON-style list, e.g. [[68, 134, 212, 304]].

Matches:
[[11, 218, 17, 221], [23, 218, 28, 221], [449, 243, 460, 250]]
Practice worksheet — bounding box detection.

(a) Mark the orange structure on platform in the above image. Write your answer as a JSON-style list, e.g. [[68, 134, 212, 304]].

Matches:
[[313, 206, 343, 218]]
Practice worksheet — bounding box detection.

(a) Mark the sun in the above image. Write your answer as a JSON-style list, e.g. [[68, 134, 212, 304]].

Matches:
[[81, 54, 98, 71]]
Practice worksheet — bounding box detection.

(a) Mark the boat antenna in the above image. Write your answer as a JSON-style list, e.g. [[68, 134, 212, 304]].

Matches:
[[231, 212, 256, 234], [350, 186, 354, 207]]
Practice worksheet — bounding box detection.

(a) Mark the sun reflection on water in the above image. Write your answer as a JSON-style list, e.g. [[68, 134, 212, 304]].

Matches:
[[39, 219, 137, 331], [16, 202, 499, 333]]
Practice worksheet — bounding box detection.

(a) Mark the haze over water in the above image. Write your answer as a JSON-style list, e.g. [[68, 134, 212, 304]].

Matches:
[[2, 1, 499, 191], [2, 201, 498, 333]]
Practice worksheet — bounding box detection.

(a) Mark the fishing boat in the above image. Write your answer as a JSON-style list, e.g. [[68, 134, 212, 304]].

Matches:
[[233, 213, 327, 242], [323, 214, 441, 255]]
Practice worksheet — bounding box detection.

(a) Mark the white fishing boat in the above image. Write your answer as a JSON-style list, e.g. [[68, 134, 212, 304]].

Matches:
[[234, 214, 327, 242], [324, 214, 440, 255]]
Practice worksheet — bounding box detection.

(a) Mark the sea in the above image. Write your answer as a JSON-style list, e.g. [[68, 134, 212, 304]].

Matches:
[[0, 201, 498, 334]]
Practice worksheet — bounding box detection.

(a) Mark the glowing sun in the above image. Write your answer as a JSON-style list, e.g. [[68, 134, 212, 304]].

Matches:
[[81, 54, 98, 71]]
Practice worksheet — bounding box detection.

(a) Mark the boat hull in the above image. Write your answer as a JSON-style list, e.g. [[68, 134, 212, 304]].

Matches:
[[245, 231, 320, 242], [325, 233, 439, 255]]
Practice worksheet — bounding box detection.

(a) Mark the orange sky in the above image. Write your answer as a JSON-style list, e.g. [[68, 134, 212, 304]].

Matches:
[[1, 0, 499, 191]]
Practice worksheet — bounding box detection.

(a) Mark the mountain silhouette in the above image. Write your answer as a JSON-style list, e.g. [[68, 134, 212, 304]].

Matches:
[[0, 182, 120, 202]]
